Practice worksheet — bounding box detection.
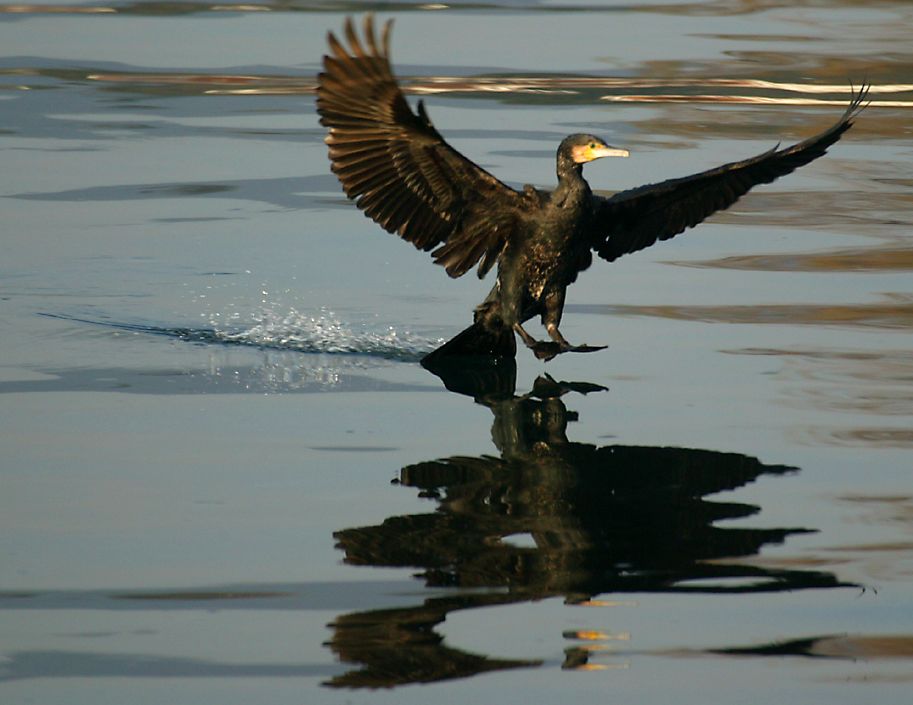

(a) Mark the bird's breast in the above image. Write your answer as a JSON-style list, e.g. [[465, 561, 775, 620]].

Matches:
[[514, 224, 589, 299]]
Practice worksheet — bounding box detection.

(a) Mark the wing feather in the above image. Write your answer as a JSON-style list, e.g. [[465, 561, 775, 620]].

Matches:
[[316, 15, 529, 278], [591, 84, 869, 262]]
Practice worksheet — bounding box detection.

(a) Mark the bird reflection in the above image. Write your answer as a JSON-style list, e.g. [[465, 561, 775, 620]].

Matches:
[[325, 363, 848, 688]]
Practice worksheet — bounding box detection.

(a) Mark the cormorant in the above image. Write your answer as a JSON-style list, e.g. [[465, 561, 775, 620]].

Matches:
[[316, 16, 868, 363]]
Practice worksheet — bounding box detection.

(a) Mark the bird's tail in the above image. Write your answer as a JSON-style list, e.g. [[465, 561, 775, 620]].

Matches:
[[421, 320, 516, 369]]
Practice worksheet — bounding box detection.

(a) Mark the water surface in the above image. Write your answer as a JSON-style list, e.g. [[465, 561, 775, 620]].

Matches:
[[2, 1, 912, 703]]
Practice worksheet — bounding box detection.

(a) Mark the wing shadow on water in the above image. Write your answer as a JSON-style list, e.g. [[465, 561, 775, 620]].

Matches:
[[326, 362, 852, 688]]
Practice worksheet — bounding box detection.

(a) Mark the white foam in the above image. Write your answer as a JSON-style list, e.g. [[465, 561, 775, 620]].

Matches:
[[210, 305, 441, 361]]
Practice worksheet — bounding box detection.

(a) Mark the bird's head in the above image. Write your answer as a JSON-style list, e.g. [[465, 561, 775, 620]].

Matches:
[[561, 134, 629, 164]]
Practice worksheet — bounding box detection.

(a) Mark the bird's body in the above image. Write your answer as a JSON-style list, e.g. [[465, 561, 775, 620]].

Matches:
[[316, 15, 867, 363], [471, 147, 604, 359]]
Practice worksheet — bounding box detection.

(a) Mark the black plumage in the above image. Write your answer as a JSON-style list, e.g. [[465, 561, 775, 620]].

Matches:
[[316, 15, 868, 363]]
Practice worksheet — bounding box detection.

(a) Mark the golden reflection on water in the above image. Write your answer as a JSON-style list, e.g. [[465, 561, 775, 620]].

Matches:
[[603, 95, 909, 107], [0, 4, 116, 12], [820, 429, 913, 447], [809, 635, 913, 659], [710, 633, 913, 662], [563, 629, 630, 642], [579, 296, 913, 330], [67, 71, 913, 106], [682, 246, 913, 273], [0, 3, 264, 11]]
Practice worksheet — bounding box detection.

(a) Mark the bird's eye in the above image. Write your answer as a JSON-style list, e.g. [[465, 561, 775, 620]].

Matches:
[[589, 142, 595, 149]]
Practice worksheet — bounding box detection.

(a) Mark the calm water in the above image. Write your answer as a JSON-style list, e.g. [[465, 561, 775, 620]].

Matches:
[[2, 1, 912, 703]]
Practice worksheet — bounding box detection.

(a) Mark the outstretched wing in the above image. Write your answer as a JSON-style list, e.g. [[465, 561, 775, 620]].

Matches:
[[591, 85, 869, 262], [316, 15, 527, 278]]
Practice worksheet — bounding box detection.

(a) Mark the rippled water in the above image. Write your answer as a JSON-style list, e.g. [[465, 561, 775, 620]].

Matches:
[[2, 1, 912, 703]]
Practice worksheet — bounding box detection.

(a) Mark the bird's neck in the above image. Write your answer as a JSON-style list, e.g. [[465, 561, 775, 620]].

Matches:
[[555, 157, 590, 206], [556, 155, 586, 190]]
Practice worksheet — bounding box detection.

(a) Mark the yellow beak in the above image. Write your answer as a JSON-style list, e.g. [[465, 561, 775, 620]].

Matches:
[[572, 143, 630, 163], [590, 145, 630, 160]]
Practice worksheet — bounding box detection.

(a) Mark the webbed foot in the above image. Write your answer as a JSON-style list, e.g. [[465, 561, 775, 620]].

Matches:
[[564, 343, 607, 354], [514, 322, 607, 361], [530, 341, 564, 361], [530, 341, 607, 361]]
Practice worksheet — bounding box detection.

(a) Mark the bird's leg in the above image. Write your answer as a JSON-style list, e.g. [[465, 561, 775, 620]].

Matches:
[[546, 322, 571, 346], [537, 290, 572, 355], [513, 322, 563, 361], [498, 273, 563, 361], [541, 290, 607, 355]]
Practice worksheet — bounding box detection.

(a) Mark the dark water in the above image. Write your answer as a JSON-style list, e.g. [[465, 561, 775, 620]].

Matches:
[[2, 1, 912, 703]]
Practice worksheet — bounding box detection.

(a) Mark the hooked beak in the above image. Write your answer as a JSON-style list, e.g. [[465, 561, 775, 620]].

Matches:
[[571, 143, 630, 163], [590, 145, 630, 159]]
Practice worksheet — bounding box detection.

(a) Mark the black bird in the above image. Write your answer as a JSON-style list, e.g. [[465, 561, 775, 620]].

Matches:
[[316, 16, 867, 363]]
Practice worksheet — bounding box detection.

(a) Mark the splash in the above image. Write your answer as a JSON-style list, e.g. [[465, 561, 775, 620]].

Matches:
[[212, 306, 439, 361]]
